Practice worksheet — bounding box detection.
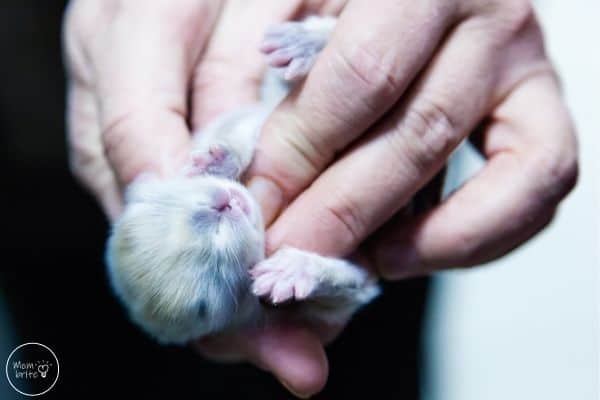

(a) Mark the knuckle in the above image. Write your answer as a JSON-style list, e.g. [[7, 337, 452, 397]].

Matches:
[[280, 129, 323, 176], [67, 129, 103, 184], [530, 146, 579, 206], [260, 112, 331, 192], [333, 40, 401, 105], [100, 111, 146, 184], [554, 153, 579, 195], [483, 0, 535, 38], [321, 191, 367, 251], [101, 113, 130, 161], [396, 97, 459, 172], [100, 100, 187, 184]]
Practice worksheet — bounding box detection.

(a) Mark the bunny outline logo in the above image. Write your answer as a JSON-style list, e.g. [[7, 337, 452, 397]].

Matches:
[[5, 342, 59, 396]]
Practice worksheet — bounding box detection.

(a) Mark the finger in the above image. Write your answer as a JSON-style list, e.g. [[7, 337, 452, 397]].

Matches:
[[94, 2, 221, 185], [263, 17, 508, 256], [247, 0, 458, 213], [195, 322, 328, 398], [66, 81, 122, 219], [372, 73, 578, 278], [191, 1, 307, 128]]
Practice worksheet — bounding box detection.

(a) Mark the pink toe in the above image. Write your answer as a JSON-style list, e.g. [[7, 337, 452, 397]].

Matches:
[[248, 268, 260, 278], [284, 58, 310, 81], [191, 153, 209, 168], [271, 281, 294, 304], [268, 52, 292, 67], [251, 261, 277, 276], [259, 40, 278, 53], [252, 277, 276, 296], [294, 277, 315, 299]]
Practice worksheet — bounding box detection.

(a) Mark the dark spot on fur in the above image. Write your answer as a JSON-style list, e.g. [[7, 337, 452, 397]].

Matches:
[[197, 301, 207, 318]]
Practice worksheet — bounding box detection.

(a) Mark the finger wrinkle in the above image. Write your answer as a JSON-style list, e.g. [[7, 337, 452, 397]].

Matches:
[[331, 39, 402, 110], [101, 104, 186, 140]]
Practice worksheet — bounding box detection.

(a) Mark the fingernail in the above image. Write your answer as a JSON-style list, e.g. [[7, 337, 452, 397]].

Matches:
[[278, 378, 312, 399], [247, 176, 284, 226]]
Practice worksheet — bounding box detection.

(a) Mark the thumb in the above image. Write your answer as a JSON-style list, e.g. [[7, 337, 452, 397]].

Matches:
[[196, 322, 328, 398]]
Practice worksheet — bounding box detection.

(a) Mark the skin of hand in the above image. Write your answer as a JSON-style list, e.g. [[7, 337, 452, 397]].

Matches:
[[64, 0, 348, 397], [64, 0, 578, 398]]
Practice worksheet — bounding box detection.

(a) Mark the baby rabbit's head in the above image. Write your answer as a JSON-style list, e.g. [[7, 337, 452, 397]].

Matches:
[[106, 175, 264, 343]]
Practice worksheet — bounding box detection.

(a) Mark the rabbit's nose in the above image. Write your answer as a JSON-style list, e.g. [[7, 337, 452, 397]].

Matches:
[[211, 187, 232, 213]]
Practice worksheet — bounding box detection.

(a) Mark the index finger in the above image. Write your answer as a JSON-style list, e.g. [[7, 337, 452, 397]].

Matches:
[[92, 2, 221, 185], [247, 0, 457, 212]]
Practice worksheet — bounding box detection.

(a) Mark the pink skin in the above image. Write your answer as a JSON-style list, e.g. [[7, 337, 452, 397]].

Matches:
[[211, 186, 233, 212], [210, 186, 252, 217], [250, 252, 319, 304], [188, 145, 239, 178], [259, 22, 322, 80], [229, 187, 251, 216]]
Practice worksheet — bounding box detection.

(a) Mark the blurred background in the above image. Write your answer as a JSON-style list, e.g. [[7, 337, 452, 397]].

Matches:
[[0, 1, 597, 399]]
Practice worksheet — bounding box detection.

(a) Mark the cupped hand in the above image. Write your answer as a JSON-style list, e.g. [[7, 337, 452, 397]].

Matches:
[[64, 0, 347, 397], [246, 0, 578, 280]]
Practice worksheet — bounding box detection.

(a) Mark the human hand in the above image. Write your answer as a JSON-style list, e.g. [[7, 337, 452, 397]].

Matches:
[[64, 0, 346, 397], [247, 0, 578, 280]]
